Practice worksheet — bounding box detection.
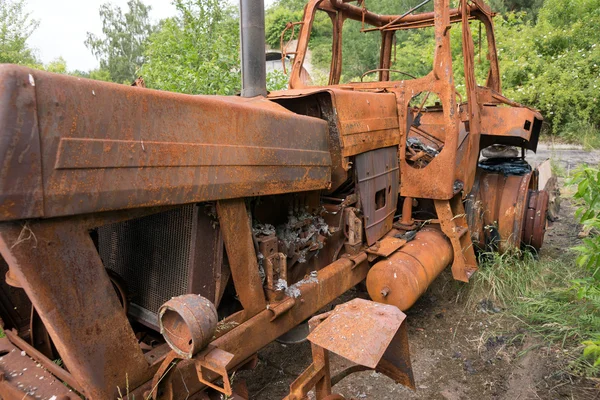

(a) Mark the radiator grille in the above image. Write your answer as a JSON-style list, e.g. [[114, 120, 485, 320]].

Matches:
[[98, 205, 195, 323]]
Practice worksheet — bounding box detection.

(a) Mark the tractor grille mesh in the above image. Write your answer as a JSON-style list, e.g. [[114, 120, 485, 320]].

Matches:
[[98, 205, 195, 318]]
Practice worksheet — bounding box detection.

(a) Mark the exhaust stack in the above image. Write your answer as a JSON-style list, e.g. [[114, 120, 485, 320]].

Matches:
[[240, 0, 267, 97]]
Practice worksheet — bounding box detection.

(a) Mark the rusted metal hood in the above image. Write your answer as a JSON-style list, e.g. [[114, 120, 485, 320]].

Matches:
[[0, 65, 332, 221]]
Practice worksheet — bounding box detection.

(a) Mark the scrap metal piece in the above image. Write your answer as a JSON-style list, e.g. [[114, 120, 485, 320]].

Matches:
[[343, 208, 363, 255], [366, 235, 407, 257], [286, 298, 414, 399], [307, 298, 406, 369]]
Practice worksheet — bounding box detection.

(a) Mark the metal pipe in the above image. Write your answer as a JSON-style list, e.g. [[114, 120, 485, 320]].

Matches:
[[240, 0, 267, 97], [401, 197, 414, 226]]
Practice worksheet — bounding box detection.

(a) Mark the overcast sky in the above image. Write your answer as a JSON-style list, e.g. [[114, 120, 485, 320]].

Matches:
[[27, 0, 276, 72]]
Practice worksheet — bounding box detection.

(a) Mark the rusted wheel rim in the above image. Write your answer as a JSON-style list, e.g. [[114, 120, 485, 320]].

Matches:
[[522, 190, 549, 251]]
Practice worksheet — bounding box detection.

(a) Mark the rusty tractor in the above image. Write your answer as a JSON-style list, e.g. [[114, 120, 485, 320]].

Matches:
[[0, 0, 551, 399]]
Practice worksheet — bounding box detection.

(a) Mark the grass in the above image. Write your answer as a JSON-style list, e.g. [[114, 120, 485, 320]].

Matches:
[[552, 121, 600, 150], [0, 326, 4, 338], [468, 249, 600, 377]]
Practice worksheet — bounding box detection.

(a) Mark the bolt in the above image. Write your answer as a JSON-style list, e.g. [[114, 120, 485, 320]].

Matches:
[[310, 271, 318, 278], [380, 287, 390, 297]]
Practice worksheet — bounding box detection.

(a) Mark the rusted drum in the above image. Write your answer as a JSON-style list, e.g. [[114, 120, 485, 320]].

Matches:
[[366, 229, 453, 311], [158, 294, 218, 358]]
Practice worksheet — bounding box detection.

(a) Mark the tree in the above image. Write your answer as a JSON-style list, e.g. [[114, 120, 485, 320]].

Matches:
[[86, 0, 156, 84], [496, 0, 600, 140], [0, 0, 39, 65], [44, 56, 67, 74], [142, 0, 241, 95], [142, 0, 288, 95]]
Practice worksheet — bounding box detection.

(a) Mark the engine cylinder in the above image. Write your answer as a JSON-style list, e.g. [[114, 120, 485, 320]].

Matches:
[[158, 294, 218, 358], [366, 229, 453, 311]]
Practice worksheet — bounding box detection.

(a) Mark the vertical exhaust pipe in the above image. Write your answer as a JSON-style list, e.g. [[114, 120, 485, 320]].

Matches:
[[240, 0, 267, 97]]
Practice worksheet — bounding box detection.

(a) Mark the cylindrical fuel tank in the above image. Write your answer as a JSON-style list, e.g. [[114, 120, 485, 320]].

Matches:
[[366, 229, 453, 311]]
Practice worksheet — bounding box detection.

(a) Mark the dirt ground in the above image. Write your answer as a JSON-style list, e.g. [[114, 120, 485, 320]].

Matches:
[[236, 149, 600, 400]]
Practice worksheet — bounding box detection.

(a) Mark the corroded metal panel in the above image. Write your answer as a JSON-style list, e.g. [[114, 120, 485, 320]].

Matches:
[[0, 65, 331, 222], [355, 146, 399, 245]]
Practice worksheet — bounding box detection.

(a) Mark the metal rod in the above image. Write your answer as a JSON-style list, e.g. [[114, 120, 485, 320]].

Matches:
[[362, 0, 432, 32], [240, 0, 267, 97]]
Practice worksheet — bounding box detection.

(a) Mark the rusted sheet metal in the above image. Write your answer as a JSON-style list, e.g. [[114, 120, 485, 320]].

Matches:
[[307, 298, 406, 368], [270, 88, 400, 172], [331, 90, 400, 160], [435, 195, 478, 282], [480, 105, 543, 151], [286, 298, 414, 399], [0, 337, 78, 400], [367, 229, 454, 310], [0, 67, 43, 221], [0, 65, 331, 222], [366, 235, 407, 257], [0, 218, 150, 398], [355, 147, 399, 245]]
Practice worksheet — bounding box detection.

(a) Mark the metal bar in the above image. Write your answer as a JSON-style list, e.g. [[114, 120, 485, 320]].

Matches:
[[4, 329, 82, 394], [0, 219, 150, 399], [240, 0, 267, 97], [217, 199, 267, 316]]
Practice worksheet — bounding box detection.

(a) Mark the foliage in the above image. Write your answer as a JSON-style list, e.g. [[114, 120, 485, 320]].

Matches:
[[488, 0, 543, 20], [583, 340, 600, 366], [265, 7, 303, 49], [570, 166, 600, 274], [143, 0, 289, 95], [43, 56, 67, 74], [470, 248, 600, 376], [0, 0, 38, 65], [142, 0, 240, 95], [86, 0, 156, 84], [266, 69, 289, 91], [496, 0, 600, 141]]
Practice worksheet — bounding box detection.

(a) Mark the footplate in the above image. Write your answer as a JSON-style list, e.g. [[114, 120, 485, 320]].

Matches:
[[285, 298, 414, 400]]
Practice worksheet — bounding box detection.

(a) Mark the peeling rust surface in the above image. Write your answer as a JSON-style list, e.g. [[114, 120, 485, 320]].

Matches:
[[0, 65, 331, 222]]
